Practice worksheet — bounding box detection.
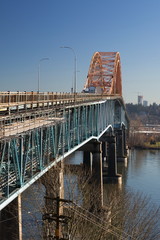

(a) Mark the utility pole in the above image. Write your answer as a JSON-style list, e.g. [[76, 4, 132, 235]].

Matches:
[[43, 196, 72, 240]]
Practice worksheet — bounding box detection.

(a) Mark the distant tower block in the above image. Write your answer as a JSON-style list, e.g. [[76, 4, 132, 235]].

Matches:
[[138, 95, 143, 105], [143, 100, 148, 107]]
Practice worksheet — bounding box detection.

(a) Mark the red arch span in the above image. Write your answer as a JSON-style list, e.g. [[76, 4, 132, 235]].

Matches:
[[83, 52, 122, 96]]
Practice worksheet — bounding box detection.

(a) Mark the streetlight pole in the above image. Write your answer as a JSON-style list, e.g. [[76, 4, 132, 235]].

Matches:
[[38, 57, 50, 92], [60, 46, 77, 93]]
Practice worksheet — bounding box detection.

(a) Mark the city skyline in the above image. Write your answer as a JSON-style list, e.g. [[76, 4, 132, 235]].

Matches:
[[1, 0, 160, 104]]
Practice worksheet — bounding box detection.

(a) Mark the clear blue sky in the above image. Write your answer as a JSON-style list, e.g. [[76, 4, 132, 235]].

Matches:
[[0, 0, 160, 104]]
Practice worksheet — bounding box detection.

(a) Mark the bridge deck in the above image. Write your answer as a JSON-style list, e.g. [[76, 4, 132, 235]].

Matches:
[[0, 117, 64, 138]]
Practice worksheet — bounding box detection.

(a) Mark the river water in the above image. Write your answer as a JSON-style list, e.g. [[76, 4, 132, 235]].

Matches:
[[22, 149, 160, 238], [66, 149, 160, 207], [126, 149, 160, 206]]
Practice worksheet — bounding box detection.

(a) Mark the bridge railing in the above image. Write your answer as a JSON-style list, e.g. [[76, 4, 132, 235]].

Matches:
[[0, 91, 120, 105]]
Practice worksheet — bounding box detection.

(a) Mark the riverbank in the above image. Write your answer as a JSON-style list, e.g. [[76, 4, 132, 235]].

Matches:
[[130, 141, 160, 150]]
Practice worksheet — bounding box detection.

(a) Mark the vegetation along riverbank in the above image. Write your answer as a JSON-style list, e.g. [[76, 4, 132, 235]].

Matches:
[[126, 103, 160, 149]]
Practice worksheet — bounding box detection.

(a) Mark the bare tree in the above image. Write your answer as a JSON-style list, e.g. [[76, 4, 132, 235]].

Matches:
[[20, 163, 160, 240]]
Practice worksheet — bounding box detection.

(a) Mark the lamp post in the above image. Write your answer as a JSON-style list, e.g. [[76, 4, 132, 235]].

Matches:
[[38, 58, 50, 92], [60, 46, 77, 93]]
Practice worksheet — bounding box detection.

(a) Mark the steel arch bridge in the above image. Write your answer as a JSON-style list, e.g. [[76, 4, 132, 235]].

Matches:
[[83, 52, 122, 95], [0, 52, 128, 212]]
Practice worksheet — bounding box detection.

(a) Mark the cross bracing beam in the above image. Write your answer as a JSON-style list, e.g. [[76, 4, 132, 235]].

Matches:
[[0, 98, 129, 210]]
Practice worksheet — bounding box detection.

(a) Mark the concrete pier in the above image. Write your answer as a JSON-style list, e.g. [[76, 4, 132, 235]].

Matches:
[[91, 142, 103, 184], [107, 136, 117, 177], [81, 141, 103, 183], [83, 151, 92, 174], [102, 141, 107, 164], [116, 128, 128, 165], [81, 141, 103, 208], [104, 135, 122, 183]]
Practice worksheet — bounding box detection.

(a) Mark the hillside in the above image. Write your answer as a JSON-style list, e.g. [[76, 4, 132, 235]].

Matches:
[[126, 103, 160, 124]]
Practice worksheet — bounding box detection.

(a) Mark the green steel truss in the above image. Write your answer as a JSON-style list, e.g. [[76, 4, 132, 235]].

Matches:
[[0, 99, 129, 208]]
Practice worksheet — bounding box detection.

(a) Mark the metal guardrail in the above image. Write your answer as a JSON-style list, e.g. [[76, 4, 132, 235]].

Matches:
[[0, 91, 120, 106]]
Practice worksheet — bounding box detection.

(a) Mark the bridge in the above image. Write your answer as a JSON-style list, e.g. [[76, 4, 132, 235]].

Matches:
[[0, 52, 129, 239]]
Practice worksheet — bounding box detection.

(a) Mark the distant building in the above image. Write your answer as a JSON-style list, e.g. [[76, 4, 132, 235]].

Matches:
[[143, 100, 148, 107], [153, 102, 157, 106], [138, 95, 143, 105]]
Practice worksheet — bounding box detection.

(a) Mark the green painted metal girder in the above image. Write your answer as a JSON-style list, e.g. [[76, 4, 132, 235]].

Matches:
[[0, 99, 129, 207]]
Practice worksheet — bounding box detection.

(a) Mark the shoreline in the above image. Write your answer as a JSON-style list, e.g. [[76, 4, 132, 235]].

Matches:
[[129, 145, 160, 150]]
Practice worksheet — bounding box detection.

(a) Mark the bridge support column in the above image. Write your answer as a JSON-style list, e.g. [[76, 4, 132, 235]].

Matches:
[[82, 142, 103, 182], [92, 142, 103, 184], [123, 127, 128, 158], [102, 141, 107, 166], [0, 195, 22, 240], [91, 142, 103, 208], [116, 129, 127, 163], [102, 141, 108, 179], [105, 135, 122, 183], [102, 142, 107, 160], [80, 141, 103, 208], [83, 151, 92, 174], [83, 142, 103, 213]]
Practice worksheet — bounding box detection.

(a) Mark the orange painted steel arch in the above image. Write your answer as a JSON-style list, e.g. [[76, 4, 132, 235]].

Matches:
[[83, 52, 122, 95]]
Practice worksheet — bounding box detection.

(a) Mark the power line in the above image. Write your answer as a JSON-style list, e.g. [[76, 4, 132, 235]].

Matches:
[[65, 202, 136, 240], [67, 205, 124, 239], [73, 202, 136, 239]]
